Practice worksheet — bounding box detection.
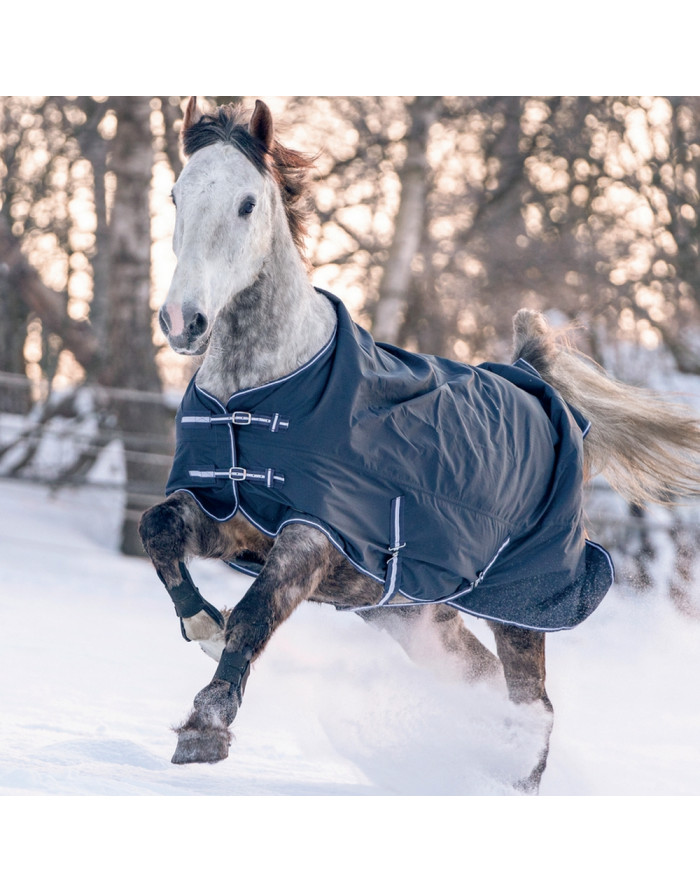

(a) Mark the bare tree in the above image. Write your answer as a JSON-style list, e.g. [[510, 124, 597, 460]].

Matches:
[[371, 97, 439, 343], [99, 96, 171, 554], [0, 97, 173, 554]]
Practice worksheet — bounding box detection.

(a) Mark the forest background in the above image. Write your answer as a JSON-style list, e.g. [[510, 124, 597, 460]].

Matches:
[[1, 94, 700, 614]]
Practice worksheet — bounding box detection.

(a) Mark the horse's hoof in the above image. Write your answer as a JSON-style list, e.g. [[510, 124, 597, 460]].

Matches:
[[171, 728, 230, 764]]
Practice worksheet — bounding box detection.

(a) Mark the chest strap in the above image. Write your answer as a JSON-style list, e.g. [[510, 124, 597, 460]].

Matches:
[[188, 466, 285, 488], [182, 411, 290, 432]]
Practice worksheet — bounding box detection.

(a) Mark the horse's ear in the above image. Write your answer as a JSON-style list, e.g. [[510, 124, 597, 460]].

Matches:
[[250, 100, 274, 152], [183, 96, 204, 133]]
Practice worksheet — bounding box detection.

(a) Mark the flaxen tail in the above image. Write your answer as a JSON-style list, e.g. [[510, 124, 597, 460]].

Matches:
[[512, 308, 700, 507]]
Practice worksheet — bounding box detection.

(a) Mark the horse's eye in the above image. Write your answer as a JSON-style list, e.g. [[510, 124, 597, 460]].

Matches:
[[239, 197, 256, 217]]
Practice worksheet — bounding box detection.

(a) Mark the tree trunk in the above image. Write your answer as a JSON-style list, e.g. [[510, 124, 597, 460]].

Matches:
[[371, 97, 438, 345], [0, 251, 32, 412], [0, 216, 100, 375], [100, 96, 171, 555]]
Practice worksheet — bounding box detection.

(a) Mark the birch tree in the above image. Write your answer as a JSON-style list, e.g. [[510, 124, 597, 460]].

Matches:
[[371, 96, 438, 344], [100, 96, 171, 555]]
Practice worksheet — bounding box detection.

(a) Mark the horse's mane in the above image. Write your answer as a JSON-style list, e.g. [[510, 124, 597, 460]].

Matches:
[[182, 103, 314, 261]]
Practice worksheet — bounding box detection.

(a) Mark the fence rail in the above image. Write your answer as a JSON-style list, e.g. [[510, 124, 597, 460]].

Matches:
[[0, 374, 176, 513]]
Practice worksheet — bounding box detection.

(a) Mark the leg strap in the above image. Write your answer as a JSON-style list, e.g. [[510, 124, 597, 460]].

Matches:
[[162, 562, 225, 641], [213, 649, 252, 703]]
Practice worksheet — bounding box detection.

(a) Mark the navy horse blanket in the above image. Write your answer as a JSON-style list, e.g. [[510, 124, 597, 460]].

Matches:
[[166, 289, 613, 631]]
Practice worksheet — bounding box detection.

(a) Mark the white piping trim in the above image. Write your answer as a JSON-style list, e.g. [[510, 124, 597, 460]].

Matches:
[[449, 538, 615, 631], [224, 559, 261, 578], [176, 500, 611, 630], [232, 502, 515, 613], [374, 536, 512, 608], [237, 507, 387, 587], [174, 305, 612, 623], [586, 538, 615, 582], [194, 318, 337, 406], [391, 496, 403, 550], [378, 556, 399, 605], [514, 357, 540, 377], [167, 487, 239, 522], [449, 600, 577, 632]]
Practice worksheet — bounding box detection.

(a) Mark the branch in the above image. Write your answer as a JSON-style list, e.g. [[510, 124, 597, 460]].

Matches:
[[159, 97, 185, 179], [0, 216, 100, 373]]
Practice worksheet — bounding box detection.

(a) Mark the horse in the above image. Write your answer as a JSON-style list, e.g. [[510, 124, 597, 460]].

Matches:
[[139, 97, 700, 793]]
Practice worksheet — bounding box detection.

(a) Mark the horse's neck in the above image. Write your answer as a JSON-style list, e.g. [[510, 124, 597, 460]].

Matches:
[[197, 244, 336, 401]]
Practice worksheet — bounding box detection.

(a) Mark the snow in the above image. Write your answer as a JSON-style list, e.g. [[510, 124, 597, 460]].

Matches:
[[2, 477, 699, 799], [1, 476, 698, 884]]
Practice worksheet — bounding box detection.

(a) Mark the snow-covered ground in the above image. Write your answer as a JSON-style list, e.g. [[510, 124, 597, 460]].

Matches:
[[1, 476, 699, 798], [2, 475, 699, 888]]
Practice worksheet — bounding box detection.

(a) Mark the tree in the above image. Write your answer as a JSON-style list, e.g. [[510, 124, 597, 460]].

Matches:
[[371, 96, 438, 344], [297, 96, 700, 373], [99, 96, 171, 554], [0, 96, 173, 554]]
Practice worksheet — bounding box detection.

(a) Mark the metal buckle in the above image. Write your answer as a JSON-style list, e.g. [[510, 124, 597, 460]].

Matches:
[[228, 467, 247, 481], [231, 411, 252, 425]]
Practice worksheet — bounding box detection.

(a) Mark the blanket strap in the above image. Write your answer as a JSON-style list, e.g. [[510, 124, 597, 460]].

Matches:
[[378, 496, 405, 605], [188, 467, 285, 488], [181, 411, 290, 432]]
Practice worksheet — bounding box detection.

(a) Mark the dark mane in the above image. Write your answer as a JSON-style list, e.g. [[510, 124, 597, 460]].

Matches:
[[183, 103, 314, 262]]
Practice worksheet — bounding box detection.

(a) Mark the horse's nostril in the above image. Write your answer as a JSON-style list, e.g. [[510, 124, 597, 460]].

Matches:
[[189, 312, 208, 338]]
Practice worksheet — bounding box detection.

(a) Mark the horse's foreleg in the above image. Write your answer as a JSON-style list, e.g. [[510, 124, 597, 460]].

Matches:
[[171, 524, 335, 765], [139, 493, 271, 659], [488, 621, 553, 793]]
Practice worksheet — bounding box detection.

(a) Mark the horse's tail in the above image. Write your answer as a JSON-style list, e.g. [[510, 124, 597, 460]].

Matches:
[[512, 308, 700, 507]]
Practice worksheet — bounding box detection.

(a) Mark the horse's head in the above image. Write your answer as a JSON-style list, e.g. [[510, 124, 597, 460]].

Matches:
[[159, 98, 279, 355]]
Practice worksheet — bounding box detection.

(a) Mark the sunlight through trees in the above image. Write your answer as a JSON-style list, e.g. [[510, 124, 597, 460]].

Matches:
[[1, 96, 699, 565]]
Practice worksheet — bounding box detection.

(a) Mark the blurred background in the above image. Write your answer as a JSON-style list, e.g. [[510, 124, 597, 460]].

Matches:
[[1, 95, 699, 617]]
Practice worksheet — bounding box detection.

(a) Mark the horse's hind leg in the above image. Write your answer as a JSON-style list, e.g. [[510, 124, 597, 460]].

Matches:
[[139, 493, 271, 659], [361, 604, 502, 683], [488, 621, 553, 793]]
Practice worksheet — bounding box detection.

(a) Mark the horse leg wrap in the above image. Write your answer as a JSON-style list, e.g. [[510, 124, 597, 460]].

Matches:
[[212, 649, 252, 705], [163, 562, 225, 641]]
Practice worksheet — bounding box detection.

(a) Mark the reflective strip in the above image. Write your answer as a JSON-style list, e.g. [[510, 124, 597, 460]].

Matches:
[[188, 467, 285, 487], [181, 412, 289, 431], [353, 535, 512, 612], [513, 357, 541, 378], [378, 496, 405, 605], [473, 536, 511, 588]]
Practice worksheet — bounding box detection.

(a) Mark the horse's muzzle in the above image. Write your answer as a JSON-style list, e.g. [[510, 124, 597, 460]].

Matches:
[[159, 305, 210, 355]]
